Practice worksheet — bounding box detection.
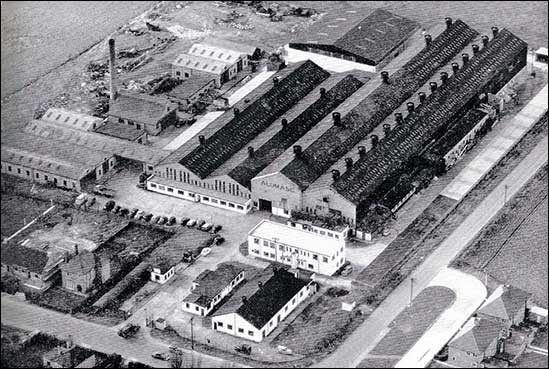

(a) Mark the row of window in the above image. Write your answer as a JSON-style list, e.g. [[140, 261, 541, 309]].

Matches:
[[117, 117, 143, 130], [216, 321, 255, 337], [6, 265, 39, 279], [289, 222, 342, 239], [3, 164, 77, 189], [252, 238, 339, 263]]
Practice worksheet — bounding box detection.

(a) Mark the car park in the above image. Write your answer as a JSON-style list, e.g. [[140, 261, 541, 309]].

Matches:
[[180, 217, 190, 226], [103, 200, 115, 212], [152, 352, 170, 361]]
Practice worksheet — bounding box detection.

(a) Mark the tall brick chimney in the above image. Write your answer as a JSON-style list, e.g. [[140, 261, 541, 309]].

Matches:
[[108, 39, 118, 102]]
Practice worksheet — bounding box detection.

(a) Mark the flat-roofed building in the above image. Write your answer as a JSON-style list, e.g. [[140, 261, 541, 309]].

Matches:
[[248, 219, 345, 276], [94, 122, 148, 144]]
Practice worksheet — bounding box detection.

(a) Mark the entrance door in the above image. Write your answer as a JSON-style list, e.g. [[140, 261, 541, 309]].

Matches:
[[237, 59, 243, 72], [258, 199, 272, 212], [213, 322, 217, 330]]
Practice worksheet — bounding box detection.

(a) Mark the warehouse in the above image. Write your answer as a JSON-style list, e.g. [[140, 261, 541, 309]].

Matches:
[[211, 266, 313, 342], [167, 71, 217, 112], [287, 9, 419, 72], [171, 53, 231, 88], [41, 107, 103, 132], [248, 219, 345, 276]]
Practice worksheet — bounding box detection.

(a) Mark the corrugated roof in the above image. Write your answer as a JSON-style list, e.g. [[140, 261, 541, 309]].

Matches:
[[172, 53, 230, 75], [42, 108, 103, 131], [292, 9, 418, 65], [213, 266, 309, 329], [108, 91, 177, 127], [334, 28, 527, 204], [228, 74, 364, 187], [281, 20, 478, 190], [188, 43, 243, 64], [179, 60, 330, 179]]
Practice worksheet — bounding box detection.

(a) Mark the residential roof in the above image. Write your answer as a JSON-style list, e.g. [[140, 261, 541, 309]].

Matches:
[[292, 9, 418, 65], [449, 318, 505, 354], [167, 72, 215, 101], [1, 130, 109, 180], [188, 43, 243, 64], [334, 28, 527, 204], [249, 219, 342, 256], [61, 250, 95, 275], [42, 108, 103, 131], [151, 256, 175, 274], [202, 37, 260, 56], [178, 60, 330, 178], [94, 122, 146, 141], [213, 266, 309, 329], [281, 20, 478, 190], [108, 91, 176, 126], [183, 262, 246, 307], [228, 74, 364, 187], [478, 285, 531, 322], [172, 53, 230, 75], [24, 119, 169, 165], [1, 243, 50, 274]]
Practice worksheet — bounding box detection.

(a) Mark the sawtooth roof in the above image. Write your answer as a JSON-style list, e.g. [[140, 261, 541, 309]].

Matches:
[[333, 28, 527, 204], [178, 60, 330, 178], [281, 19, 478, 190]]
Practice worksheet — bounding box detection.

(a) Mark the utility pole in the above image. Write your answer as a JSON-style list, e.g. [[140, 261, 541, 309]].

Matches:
[[504, 184, 509, 205], [409, 277, 414, 306], [190, 317, 194, 350]]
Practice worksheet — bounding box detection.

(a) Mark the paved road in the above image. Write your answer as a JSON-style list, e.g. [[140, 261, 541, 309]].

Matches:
[[395, 268, 487, 368], [315, 135, 548, 368], [0, 294, 241, 368]]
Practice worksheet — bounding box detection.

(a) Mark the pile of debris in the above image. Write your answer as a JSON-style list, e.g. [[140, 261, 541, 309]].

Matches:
[[226, 1, 318, 21]]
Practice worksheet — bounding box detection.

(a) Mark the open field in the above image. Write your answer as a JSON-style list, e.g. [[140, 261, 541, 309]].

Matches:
[[532, 329, 548, 350], [0, 193, 51, 240], [453, 165, 548, 307], [515, 351, 549, 368]]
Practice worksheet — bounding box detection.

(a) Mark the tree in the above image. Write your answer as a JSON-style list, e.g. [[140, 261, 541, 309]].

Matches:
[[170, 348, 184, 368]]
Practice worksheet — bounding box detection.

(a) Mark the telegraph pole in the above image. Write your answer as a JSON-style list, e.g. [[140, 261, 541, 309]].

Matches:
[[504, 184, 509, 205], [409, 277, 414, 306], [190, 317, 194, 350]]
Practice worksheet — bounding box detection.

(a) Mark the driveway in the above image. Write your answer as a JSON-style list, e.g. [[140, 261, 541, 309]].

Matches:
[[395, 267, 487, 368]]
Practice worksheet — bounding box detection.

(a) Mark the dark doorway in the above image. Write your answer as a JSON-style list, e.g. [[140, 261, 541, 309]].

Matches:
[[258, 199, 272, 212], [213, 322, 217, 330], [77, 285, 82, 293], [237, 59, 243, 72]]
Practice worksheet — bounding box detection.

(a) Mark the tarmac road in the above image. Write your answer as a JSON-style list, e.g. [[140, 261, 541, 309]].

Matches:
[[315, 135, 548, 368]]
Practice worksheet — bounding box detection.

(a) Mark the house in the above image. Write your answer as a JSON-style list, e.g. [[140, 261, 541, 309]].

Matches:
[[108, 91, 178, 135], [211, 266, 314, 342], [447, 317, 506, 368], [528, 305, 547, 324], [477, 285, 531, 330], [182, 262, 246, 316], [248, 219, 345, 276], [167, 72, 216, 111], [60, 247, 96, 295], [42, 343, 96, 368], [1, 243, 64, 291], [150, 258, 176, 284]]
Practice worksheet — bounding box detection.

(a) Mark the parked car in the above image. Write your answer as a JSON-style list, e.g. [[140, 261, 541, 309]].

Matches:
[[187, 219, 197, 228], [200, 247, 212, 257], [235, 344, 252, 355], [152, 215, 161, 224], [119, 208, 130, 217], [103, 200, 115, 212], [182, 249, 194, 263], [167, 216, 177, 226], [75, 193, 87, 207], [201, 223, 212, 232], [214, 236, 225, 245], [112, 205, 121, 214], [197, 220, 206, 228], [213, 224, 223, 233], [129, 208, 139, 219], [142, 213, 153, 222], [118, 323, 140, 339], [135, 210, 145, 219], [151, 352, 170, 361], [158, 216, 168, 225], [180, 217, 190, 226], [340, 263, 353, 277]]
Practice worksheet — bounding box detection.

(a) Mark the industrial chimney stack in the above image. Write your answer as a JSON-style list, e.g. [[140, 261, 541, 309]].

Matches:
[[108, 39, 118, 102]]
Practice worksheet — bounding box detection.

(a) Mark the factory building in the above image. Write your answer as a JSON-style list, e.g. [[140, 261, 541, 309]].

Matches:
[[41, 108, 103, 132], [287, 9, 419, 72]]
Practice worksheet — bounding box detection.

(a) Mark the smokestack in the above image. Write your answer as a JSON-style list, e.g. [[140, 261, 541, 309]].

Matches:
[[429, 81, 438, 93], [395, 112, 404, 125], [234, 107, 240, 118], [108, 39, 117, 102], [371, 134, 379, 148], [248, 146, 254, 157], [451, 62, 460, 74], [481, 35, 489, 47], [445, 17, 453, 29], [273, 76, 279, 86], [418, 92, 426, 103], [199, 135, 205, 145], [491, 26, 499, 37], [281, 118, 288, 129], [320, 88, 326, 98], [383, 123, 391, 137], [345, 158, 353, 170], [331, 169, 340, 181], [424, 34, 432, 47], [462, 53, 470, 65], [358, 146, 366, 158], [332, 112, 341, 126], [293, 145, 302, 157], [472, 44, 480, 55], [406, 102, 415, 113], [380, 71, 389, 84], [440, 71, 449, 84], [74, 244, 79, 256]]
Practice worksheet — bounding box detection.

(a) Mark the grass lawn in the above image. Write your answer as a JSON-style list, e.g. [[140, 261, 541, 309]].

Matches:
[[0, 194, 52, 240], [368, 286, 455, 357]]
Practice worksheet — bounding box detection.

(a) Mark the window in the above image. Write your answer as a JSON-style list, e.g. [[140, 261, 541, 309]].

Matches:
[[36, 173, 40, 178], [178, 190, 184, 195], [313, 254, 318, 260], [218, 322, 223, 328], [26, 170, 30, 176], [186, 303, 190, 308], [202, 196, 209, 201], [45, 175, 49, 181], [237, 205, 244, 210], [269, 242, 275, 248], [248, 331, 254, 336], [128, 120, 134, 126], [8, 166, 12, 172], [238, 328, 244, 333], [220, 201, 226, 206], [263, 241, 268, 247], [185, 72, 189, 78], [167, 187, 174, 192], [320, 230, 326, 235], [136, 124, 141, 130], [270, 253, 275, 258], [270, 321, 273, 326], [292, 298, 296, 304], [189, 193, 195, 198], [158, 185, 165, 190], [328, 232, 333, 237], [150, 183, 157, 188], [264, 252, 269, 257], [195, 306, 199, 311], [308, 264, 314, 269], [227, 324, 233, 330], [300, 291, 303, 297], [229, 203, 235, 208], [323, 256, 328, 263], [279, 245, 284, 251], [254, 238, 259, 244], [211, 199, 218, 204], [285, 306, 288, 312], [17, 168, 21, 174]]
